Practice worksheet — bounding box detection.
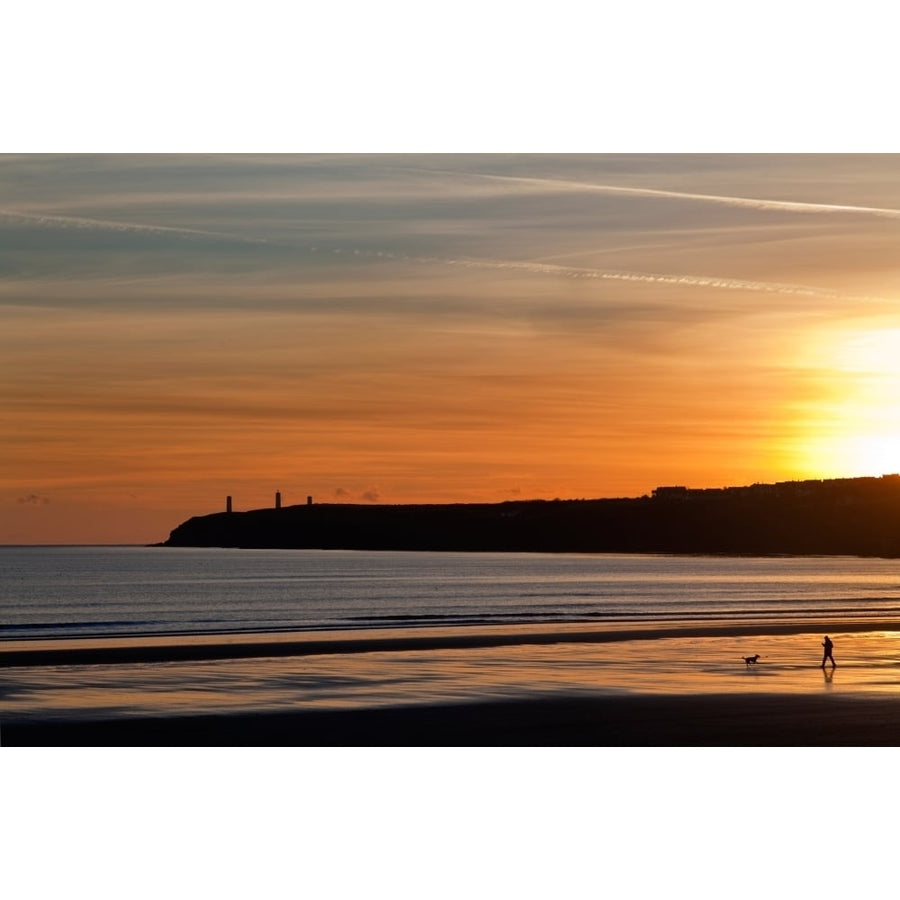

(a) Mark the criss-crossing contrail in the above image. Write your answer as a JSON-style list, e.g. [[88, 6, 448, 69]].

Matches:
[[4, 203, 890, 304]]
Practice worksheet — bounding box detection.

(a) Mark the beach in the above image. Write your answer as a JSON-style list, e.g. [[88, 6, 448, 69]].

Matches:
[[4, 619, 900, 746]]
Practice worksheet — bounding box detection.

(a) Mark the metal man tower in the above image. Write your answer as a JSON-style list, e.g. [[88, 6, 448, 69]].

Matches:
[[275, 491, 282, 509]]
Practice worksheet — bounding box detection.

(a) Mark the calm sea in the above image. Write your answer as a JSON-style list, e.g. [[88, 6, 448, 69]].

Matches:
[[4, 546, 900, 641]]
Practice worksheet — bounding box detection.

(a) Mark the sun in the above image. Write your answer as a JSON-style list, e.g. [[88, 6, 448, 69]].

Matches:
[[856, 434, 900, 476], [789, 325, 900, 480], [815, 432, 900, 479]]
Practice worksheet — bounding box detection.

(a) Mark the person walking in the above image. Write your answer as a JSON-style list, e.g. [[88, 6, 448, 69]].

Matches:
[[821, 635, 836, 668]]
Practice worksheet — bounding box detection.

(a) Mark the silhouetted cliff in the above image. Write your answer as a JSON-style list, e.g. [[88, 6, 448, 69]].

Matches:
[[163, 475, 900, 556]]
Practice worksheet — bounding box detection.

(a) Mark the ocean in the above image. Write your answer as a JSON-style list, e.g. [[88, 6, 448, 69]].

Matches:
[[5, 545, 900, 641]]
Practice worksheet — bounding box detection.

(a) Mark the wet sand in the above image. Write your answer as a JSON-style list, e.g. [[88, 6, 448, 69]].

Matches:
[[4, 620, 900, 746]]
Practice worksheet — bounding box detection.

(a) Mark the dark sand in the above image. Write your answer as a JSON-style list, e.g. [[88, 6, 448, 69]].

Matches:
[[6, 693, 900, 747]]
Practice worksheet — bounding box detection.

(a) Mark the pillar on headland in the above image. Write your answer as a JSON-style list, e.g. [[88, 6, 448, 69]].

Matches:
[[307, 495, 313, 505], [275, 491, 282, 509], [226, 495, 233, 514]]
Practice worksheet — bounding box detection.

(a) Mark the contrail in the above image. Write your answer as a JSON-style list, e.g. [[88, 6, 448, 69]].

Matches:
[[315, 246, 888, 304], [432, 255, 885, 302], [406, 168, 900, 221], [0, 209, 269, 243]]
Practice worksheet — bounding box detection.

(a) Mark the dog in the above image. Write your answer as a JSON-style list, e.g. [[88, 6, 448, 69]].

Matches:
[[742, 654, 761, 666]]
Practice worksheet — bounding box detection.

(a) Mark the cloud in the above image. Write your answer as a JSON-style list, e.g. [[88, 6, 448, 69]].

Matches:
[[17, 493, 50, 505], [334, 487, 351, 499], [361, 489, 380, 502]]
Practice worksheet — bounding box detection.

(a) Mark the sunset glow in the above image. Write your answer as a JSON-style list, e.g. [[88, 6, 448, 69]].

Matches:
[[3, 154, 900, 543], [789, 325, 900, 479]]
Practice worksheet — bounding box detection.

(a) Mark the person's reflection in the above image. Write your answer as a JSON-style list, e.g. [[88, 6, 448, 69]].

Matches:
[[822, 666, 835, 689]]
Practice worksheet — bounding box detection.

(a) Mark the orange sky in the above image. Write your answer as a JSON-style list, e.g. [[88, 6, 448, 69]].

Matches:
[[3, 154, 900, 543]]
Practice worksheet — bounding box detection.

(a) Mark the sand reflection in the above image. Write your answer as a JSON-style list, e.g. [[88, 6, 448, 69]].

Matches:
[[4, 629, 900, 724]]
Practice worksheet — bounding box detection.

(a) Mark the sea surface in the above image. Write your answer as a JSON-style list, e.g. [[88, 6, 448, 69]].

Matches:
[[5, 546, 900, 641]]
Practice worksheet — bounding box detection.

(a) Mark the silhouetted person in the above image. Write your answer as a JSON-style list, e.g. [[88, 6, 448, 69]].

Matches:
[[821, 635, 836, 668]]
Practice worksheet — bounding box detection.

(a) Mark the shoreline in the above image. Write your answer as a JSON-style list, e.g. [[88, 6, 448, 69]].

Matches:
[[0, 617, 900, 669], [3, 617, 898, 667]]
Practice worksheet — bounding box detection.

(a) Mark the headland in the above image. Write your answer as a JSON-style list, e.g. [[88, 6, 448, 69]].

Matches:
[[163, 474, 900, 556]]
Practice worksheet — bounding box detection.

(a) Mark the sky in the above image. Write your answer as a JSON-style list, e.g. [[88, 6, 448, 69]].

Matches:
[[3, 153, 900, 543]]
